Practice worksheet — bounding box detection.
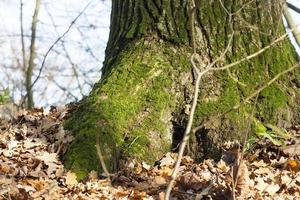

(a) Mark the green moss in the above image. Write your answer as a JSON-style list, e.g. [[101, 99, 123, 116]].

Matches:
[[64, 39, 190, 179], [64, 0, 300, 179], [193, 1, 298, 143], [257, 85, 289, 122]]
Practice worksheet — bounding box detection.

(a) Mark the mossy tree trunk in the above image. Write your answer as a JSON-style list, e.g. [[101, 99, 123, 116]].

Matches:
[[64, 0, 300, 179]]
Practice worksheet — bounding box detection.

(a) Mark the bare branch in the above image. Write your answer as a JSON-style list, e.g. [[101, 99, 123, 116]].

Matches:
[[232, 62, 300, 111], [211, 32, 289, 71], [283, 2, 300, 46], [286, 2, 300, 14]]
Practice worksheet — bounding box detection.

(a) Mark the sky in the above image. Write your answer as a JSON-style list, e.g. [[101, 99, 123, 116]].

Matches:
[[0, 0, 299, 107], [0, 0, 111, 106]]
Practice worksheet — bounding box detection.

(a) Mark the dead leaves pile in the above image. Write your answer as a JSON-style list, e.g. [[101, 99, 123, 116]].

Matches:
[[0, 107, 147, 200], [0, 107, 299, 199]]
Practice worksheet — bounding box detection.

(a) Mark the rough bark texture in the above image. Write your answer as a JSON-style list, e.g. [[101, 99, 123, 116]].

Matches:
[[64, 0, 300, 179]]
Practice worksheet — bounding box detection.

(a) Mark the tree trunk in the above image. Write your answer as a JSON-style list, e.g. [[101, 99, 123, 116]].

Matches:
[[64, 0, 300, 179]]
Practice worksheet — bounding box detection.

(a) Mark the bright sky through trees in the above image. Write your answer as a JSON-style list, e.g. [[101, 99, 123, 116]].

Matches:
[[0, 0, 111, 107]]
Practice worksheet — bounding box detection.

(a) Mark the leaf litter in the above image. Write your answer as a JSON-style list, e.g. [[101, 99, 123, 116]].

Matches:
[[0, 106, 299, 199]]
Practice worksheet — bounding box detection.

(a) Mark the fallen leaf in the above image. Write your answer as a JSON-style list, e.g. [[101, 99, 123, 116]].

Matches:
[[255, 178, 268, 192], [65, 171, 78, 186], [280, 144, 300, 156], [154, 176, 166, 186], [36, 152, 57, 164], [265, 184, 280, 196], [159, 153, 175, 167], [142, 161, 151, 171]]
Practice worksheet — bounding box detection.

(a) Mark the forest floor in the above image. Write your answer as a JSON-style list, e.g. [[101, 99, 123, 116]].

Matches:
[[0, 106, 299, 200]]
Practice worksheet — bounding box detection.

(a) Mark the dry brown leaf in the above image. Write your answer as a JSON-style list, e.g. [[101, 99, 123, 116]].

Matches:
[[181, 156, 193, 166], [179, 172, 203, 191], [142, 161, 151, 171], [199, 170, 212, 181], [158, 192, 165, 200], [281, 174, 292, 185], [0, 163, 11, 173], [88, 170, 98, 180], [159, 153, 175, 167], [154, 176, 166, 186], [280, 144, 300, 156], [159, 167, 173, 177], [254, 167, 270, 175], [36, 152, 58, 164], [255, 178, 268, 192], [265, 184, 280, 196], [23, 179, 45, 191], [65, 171, 78, 186], [216, 160, 229, 173], [115, 191, 129, 198]]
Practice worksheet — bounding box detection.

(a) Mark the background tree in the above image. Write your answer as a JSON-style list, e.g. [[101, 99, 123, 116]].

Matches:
[[25, 0, 41, 108], [64, 0, 300, 179]]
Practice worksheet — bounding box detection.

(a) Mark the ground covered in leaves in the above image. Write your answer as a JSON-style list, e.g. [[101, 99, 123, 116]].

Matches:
[[0, 107, 299, 199]]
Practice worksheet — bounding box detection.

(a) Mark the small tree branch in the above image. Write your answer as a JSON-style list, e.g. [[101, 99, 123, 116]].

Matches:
[[211, 32, 289, 71], [286, 2, 300, 14], [232, 62, 300, 111]]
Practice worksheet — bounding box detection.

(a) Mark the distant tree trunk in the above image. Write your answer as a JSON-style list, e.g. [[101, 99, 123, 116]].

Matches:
[[64, 0, 300, 179], [26, 0, 41, 109], [20, 0, 26, 75]]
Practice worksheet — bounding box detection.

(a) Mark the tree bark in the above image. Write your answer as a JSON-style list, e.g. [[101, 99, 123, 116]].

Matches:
[[64, 0, 300, 179]]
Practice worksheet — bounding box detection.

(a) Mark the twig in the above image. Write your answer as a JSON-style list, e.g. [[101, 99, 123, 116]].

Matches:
[[164, 54, 202, 200], [95, 135, 111, 184], [164, 1, 198, 198], [231, 167, 236, 200], [211, 32, 289, 71], [232, 62, 300, 111]]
